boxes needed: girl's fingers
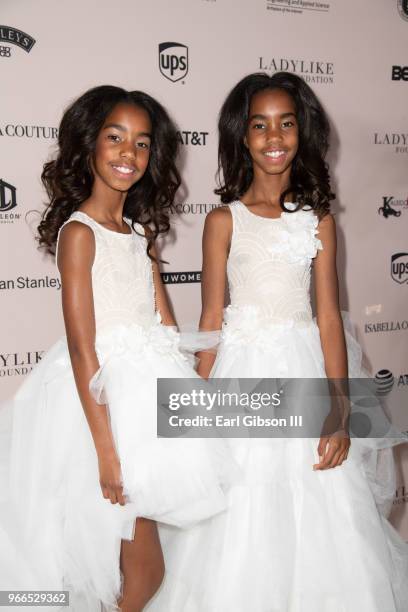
[317,436,329,457]
[315,435,332,466]
[314,438,350,469]
[340,448,349,464]
[314,439,340,469]
[113,482,125,506]
[326,449,343,469]
[314,446,336,469]
[117,488,126,506]
[104,483,125,505]
[109,488,118,504]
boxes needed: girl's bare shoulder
[57,221,95,269]
[205,205,232,230]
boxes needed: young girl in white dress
[0,86,235,612]
[148,72,408,611]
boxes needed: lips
[263,149,287,163]
[111,164,137,177]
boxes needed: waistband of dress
[223,304,313,329]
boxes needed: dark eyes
[106,134,150,148]
[251,120,295,130]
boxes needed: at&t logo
[159,42,189,82]
[177,131,208,145]
[374,370,395,395]
[374,369,408,394]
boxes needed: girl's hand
[313,432,350,470]
[98,448,127,505]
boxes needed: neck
[246,166,291,207]
[83,181,128,224]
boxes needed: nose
[265,123,283,143]
[120,140,137,160]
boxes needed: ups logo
[159,42,189,82]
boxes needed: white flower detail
[267,210,322,265]
[90,320,185,403]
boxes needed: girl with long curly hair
[0,86,235,612]
[149,73,408,611]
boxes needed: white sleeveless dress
[0,211,236,611]
[148,202,408,612]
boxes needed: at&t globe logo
[159,42,189,82]
[374,370,395,396]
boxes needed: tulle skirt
[0,322,237,611]
[148,309,408,612]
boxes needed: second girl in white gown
[149,72,408,612]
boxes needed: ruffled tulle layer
[147,311,408,612]
[149,437,408,611]
[0,322,237,611]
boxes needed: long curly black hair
[38,85,181,257]
[215,72,334,217]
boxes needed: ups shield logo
[159,42,189,82]
[391,252,408,284]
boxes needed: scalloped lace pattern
[57,212,156,333]
[226,201,323,326]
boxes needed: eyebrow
[103,123,151,137]
[249,112,296,121]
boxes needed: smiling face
[92,102,152,194]
[245,88,299,179]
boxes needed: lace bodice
[226,201,323,326]
[57,211,156,332]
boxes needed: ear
[243,134,248,148]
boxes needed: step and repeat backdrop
[1,0,407,535]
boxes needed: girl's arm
[314,214,348,378]
[58,222,125,505]
[313,213,350,470]
[197,207,231,379]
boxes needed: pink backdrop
[1,0,407,537]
